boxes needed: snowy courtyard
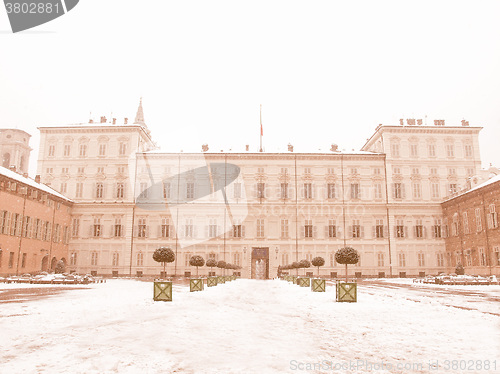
[0,278,499,374]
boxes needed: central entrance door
[251,247,269,279]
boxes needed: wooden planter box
[190,279,204,292]
[218,276,226,284]
[207,277,218,287]
[311,278,326,292]
[291,276,297,284]
[153,281,172,302]
[336,282,357,302]
[298,277,310,287]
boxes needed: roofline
[361,125,483,151]
[0,128,32,137]
[441,178,500,204]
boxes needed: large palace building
[33,102,491,279]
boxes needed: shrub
[335,247,360,281]
[189,255,205,276]
[311,256,325,276]
[455,263,465,275]
[54,260,66,274]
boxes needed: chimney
[100,116,107,123]
[9,165,16,173]
[245,145,249,152]
[461,120,469,126]
[35,175,41,183]
[434,119,445,126]
[417,119,423,125]
[124,118,128,124]
[23,173,28,178]
[112,118,116,125]
[330,144,338,152]
[89,119,94,124]
[399,119,404,126]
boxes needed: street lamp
[275,247,279,259]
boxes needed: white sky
[1,0,500,176]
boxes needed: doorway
[251,247,269,279]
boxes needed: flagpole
[259,104,263,152]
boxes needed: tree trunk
[317,266,320,277]
[196,266,199,277]
[345,263,348,282]
[163,262,166,278]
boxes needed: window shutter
[205,225,209,238]
[146,226,149,238]
[313,225,317,238]
[401,184,406,199]
[423,226,427,238]
[169,225,174,238]
[109,225,114,237]
[300,225,305,238]
[337,225,342,236]
[324,225,329,238]
[393,226,397,238]
[120,225,125,237]
[404,226,408,238]
[241,225,245,238]
[277,185,281,199]
[229,226,233,238]
[372,226,376,238]
[217,225,222,237]
[413,226,417,238]
[89,225,93,237]
[348,225,352,238]
[392,184,396,199]
[194,225,198,238]
[360,226,364,238]
[384,225,388,238]
[312,185,316,199]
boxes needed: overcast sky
[1,1,500,176]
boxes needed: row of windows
[393,166,475,177]
[2,251,36,269]
[390,142,474,159]
[47,142,128,158]
[0,210,69,243]
[449,205,498,236]
[73,218,444,240]
[46,166,127,177]
[456,247,500,267]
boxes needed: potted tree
[311,256,326,292]
[217,260,226,284]
[298,259,311,287]
[334,247,359,302]
[189,255,205,292]
[206,258,218,286]
[152,247,175,301]
[455,263,465,275]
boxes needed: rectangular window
[209,218,218,238]
[391,143,400,158]
[452,214,459,236]
[395,219,405,238]
[21,253,26,268]
[70,252,77,266]
[116,183,124,199]
[78,167,85,174]
[138,218,147,238]
[96,183,104,199]
[48,145,55,157]
[8,252,14,268]
[428,144,436,157]
[119,142,127,155]
[412,167,419,175]
[256,219,265,238]
[91,252,98,266]
[410,144,418,157]
[281,253,289,266]
[140,182,148,198]
[377,253,384,267]
[281,219,288,238]
[412,183,421,199]
[112,253,119,267]
[233,253,241,267]
[304,167,311,175]
[433,219,442,238]
[430,167,437,175]
[494,247,500,266]
[449,183,457,194]
[466,168,475,176]
[137,253,144,266]
[257,183,265,198]
[446,144,455,158]
[327,183,335,199]
[233,182,241,199]
[350,168,358,175]
[72,218,79,237]
[479,248,486,266]
[350,183,360,199]
[393,183,404,199]
[375,219,384,238]
[431,183,440,199]
[162,182,170,199]
[398,253,406,267]
[161,218,169,238]
[488,204,498,229]
[99,144,106,156]
[63,144,71,157]
[281,183,288,199]
[186,182,194,199]
[22,216,30,238]
[304,219,313,238]
[415,219,424,238]
[233,224,242,238]
[327,167,335,175]
[436,253,444,267]
[448,168,456,176]
[75,182,83,198]
[93,219,102,237]
[374,183,382,199]
[462,212,469,234]
[373,168,380,175]
[79,144,87,157]
[352,219,361,238]
[418,253,425,267]
[464,144,473,158]
[475,208,482,232]
[328,219,336,238]
[33,218,40,239]
[0,210,8,234]
[114,218,122,237]
[304,183,312,199]
[185,219,193,237]
[60,183,67,194]
[393,166,401,175]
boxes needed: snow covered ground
[0,279,499,374]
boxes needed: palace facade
[34,103,487,278]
